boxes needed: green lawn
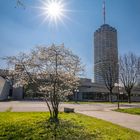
[114,108,140,115]
[0,112,140,140]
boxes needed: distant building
[0,69,23,100]
[94,24,118,84]
[74,78,140,102]
[93,0,118,84]
[0,76,11,100]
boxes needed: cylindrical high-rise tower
[94,24,118,84]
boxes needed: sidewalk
[77,110,140,132]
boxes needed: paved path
[0,101,139,112]
[77,110,140,132]
[0,101,120,112]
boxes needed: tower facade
[94,24,118,84]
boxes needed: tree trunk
[128,91,131,104]
[44,98,53,119]
[108,90,112,102]
[52,107,59,123]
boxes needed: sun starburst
[38,0,69,26]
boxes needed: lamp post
[114,83,120,109]
[120,91,123,102]
[114,83,124,109]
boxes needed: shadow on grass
[42,119,98,140]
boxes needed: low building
[0,69,23,100]
[0,76,11,100]
[73,78,140,102]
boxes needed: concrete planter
[64,107,74,113]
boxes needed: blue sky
[0,0,140,80]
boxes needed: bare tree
[100,63,118,102]
[100,48,118,102]
[4,44,84,122]
[15,0,25,9]
[119,53,140,103]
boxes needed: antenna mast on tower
[103,0,106,24]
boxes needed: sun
[38,0,68,26]
[47,1,63,18]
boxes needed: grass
[114,108,140,115]
[0,112,140,140]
